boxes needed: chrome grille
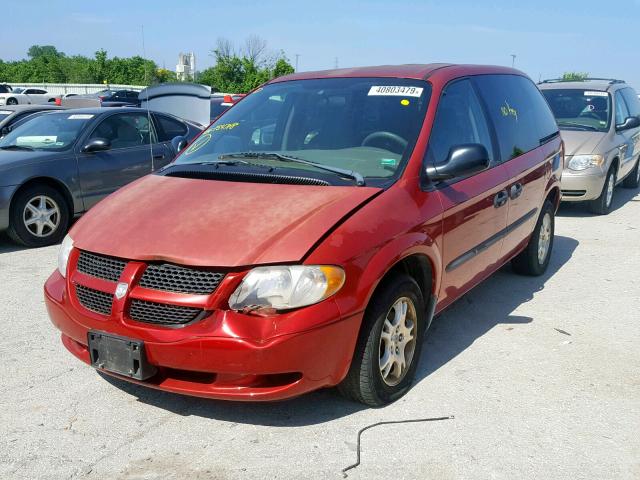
[128,299,203,325]
[138,263,224,295]
[77,250,127,282]
[75,285,113,315]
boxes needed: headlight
[229,265,345,311]
[57,234,74,278]
[567,154,605,171]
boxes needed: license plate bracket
[88,331,157,380]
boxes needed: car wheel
[7,185,70,247]
[512,200,555,277]
[338,274,425,406]
[6,98,18,105]
[589,167,616,215]
[622,158,640,189]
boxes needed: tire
[512,200,555,276]
[7,184,70,247]
[338,274,426,407]
[6,97,18,105]
[589,166,616,215]
[622,158,640,189]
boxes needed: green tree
[199,37,294,93]
[27,45,63,59]
[562,72,589,81]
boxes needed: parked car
[0,84,12,94]
[539,78,640,214]
[0,105,66,136]
[75,89,141,107]
[0,87,59,106]
[0,107,202,247]
[45,64,562,406]
[210,94,244,120]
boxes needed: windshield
[12,88,25,94]
[0,112,93,151]
[0,110,12,122]
[176,77,431,185]
[541,88,611,132]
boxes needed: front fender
[305,182,443,319]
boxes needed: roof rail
[539,77,625,85]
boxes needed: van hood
[71,175,381,267]
[560,130,607,157]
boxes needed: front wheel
[7,185,70,247]
[589,167,616,215]
[338,274,425,406]
[6,97,18,105]
[512,200,555,276]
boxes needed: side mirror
[616,116,640,131]
[82,138,111,153]
[0,126,10,136]
[426,144,490,181]
[170,135,188,155]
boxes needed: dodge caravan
[45,64,562,406]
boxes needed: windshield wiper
[218,152,366,186]
[557,121,599,132]
[0,144,35,151]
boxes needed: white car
[0,88,59,106]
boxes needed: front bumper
[44,270,362,401]
[560,170,606,202]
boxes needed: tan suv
[539,78,640,214]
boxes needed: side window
[619,88,640,117]
[614,91,630,125]
[90,113,155,149]
[474,74,546,162]
[154,114,188,142]
[426,79,494,169]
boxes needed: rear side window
[619,88,640,117]
[474,75,558,162]
[614,91,630,125]
[426,79,494,168]
[154,114,188,141]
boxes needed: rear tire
[7,184,69,247]
[338,274,425,407]
[622,158,640,189]
[589,166,616,215]
[512,200,555,276]
[6,97,18,105]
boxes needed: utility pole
[334,57,339,69]
[510,54,516,68]
[295,54,300,72]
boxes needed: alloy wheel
[605,173,615,207]
[537,212,552,264]
[378,296,417,386]
[22,195,61,238]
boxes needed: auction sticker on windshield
[68,114,94,120]
[368,86,423,97]
[584,91,608,97]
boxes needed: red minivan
[45,64,562,406]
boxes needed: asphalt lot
[1,187,639,480]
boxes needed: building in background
[176,52,196,81]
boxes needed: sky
[2,0,640,90]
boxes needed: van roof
[270,64,525,83]
[538,78,626,91]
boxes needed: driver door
[428,79,510,309]
[76,112,162,209]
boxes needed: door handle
[494,190,508,208]
[153,154,165,160]
[509,182,523,199]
